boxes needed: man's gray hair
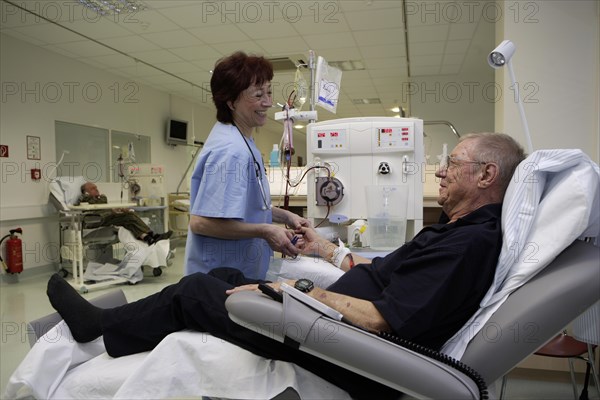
[459,132,527,194]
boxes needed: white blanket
[83,228,170,284]
[5,322,350,400]
[442,149,600,359]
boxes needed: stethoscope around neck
[233,123,272,211]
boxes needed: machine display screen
[377,126,413,148]
[315,129,348,149]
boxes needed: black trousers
[100,268,400,399]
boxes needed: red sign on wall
[0,145,8,158]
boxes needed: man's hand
[225,280,390,334]
[225,284,259,295]
[294,227,371,269]
[294,226,334,258]
[225,280,290,296]
[262,225,300,258]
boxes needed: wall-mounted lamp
[488,40,533,153]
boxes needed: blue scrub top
[184,122,273,279]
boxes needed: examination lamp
[488,40,533,153]
[488,40,516,68]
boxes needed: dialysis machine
[307,117,424,247]
[126,164,169,234]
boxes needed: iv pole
[175,143,203,194]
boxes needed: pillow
[442,149,600,360]
[52,176,87,207]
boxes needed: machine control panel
[376,125,414,150]
[313,129,349,151]
[128,164,164,176]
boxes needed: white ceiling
[0,0,495,131]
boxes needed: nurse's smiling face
[229,82,272,137]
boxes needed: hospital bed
[5,149,599,399]
[49,176,171,292]
[167,192,190,237]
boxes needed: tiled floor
[1,243,598,399]
[1,244,186,398]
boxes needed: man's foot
[46,274,103,342]
[152,230,173,243]
[142,234,155,245]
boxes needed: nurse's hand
[287,212,310,230]
[263,225,300,257]
[272,207,311,230]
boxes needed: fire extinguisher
[0,228,23,274]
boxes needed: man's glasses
[441,155,487,170]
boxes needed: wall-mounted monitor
[166,118,188,146]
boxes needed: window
[55,121,151,182]
[55,121,109,181]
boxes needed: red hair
[210,52,274,123]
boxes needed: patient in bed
[46,133,525,399]
[77,181,172,245]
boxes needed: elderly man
[77,181,172,245]
[48,133,525,398]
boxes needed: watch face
[294,278,314,293]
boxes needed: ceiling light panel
[351,98,381,105]
[77,0,147,16]
[328,60,365,71]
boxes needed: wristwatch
[294,278,314,293]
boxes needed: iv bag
[294,67,308,111]
[314,56,342,114]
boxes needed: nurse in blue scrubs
[184,52,309,280]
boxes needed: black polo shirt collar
[435,203,502,230]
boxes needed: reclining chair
[49,176,170,292]
[7,149,598,399]
[226,149,600,399]
[227,241,598,399]
[49,177,123,280]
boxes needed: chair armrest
[226,291,483,399]
[81,213,103,228]
[57,208,103,229]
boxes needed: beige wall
[0,33,216,270]
[494,0,600,374]
[495,0,599,161]
[0,33,295,271]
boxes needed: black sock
[142,234,154,245]
[153,230,173,242]
[46,274,103,342]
